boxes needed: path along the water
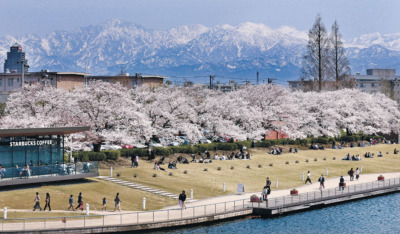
[1,172,399,232]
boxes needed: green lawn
[100,144,400,199]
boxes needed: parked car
[199,138,211,144]
[101,142,122,150]
[150,141,163,148]
[132,143,147,148]
[168,142,181,146]
[121,144,133,149]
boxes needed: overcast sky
[1,0,399,39]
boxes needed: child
[102,197,107,211]
[67,195,75,211]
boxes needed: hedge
[341,136,355,142]
[170,145,197,154]
[103,150,120,160]
[152,147,173,156]
[120,148,149,157]
[235,141,252,149]
[77,151,106,162]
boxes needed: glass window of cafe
[0,135,64,168]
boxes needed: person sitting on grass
[377,151,383,157]
[394,148,399,154]
[294,148,298,153]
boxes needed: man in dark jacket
[75,192,83,210]
[178,190,186,209]
[318,174,325,189]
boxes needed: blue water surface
[156,193,400,234]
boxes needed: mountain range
[1,19,400,84]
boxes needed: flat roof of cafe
[0,126,90,137]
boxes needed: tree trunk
[93,143,102,152]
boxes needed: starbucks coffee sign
[10,140,54,147]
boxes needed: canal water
[156,193,400,234]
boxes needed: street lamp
[17,59,29,87]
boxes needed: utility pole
[257,71,259,85]
[209,75,215,90]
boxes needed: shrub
[116,173,120,177]
[323,157,326,161]
[88,152,106,161]
[333,157,336,160]
[258,164,262,168]
[120,148,148,157]
[285,161,289,164]
[269,163,273,167]
[77,151,89,162]
[133,174,137,178]
[300,139,308,146]
[103,150,120,160]
[314,158,318,162]
[183,170,188,174]
[288,139,296,145]
[215,143,238,151]
[255,141,271,148]
[295,160,299,163]
[170,145,197,154]
[231,166,234,170]
[316,137,328,144]
[217,167,222,171]
[305,159,309,163]
[153,147,173,156]
[152,173,157,177]
[203,168,208,172]
[169,172,173,176]
[341,136,355,142]
[235,141,252,149]
[246,165,251,169]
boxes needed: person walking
[43,193,51,211]
[355,168,360,180]
[135,155,139,167]
[178,190,186,209]
[131,153,135,168]
[68,195,75,211]
[102,197,107,211]
[305,171,312,184]
[114,193,121,212]
[318,174,325,190]
[348,168,354,181]
[75,192,83,211]
[266,177,271,190]
[339,176,345,191]
[261,186,269,201]
[33,192,42,211]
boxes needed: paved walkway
[165,172,400,209]
[1,172,399,232]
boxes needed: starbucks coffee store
[0,127,99,186]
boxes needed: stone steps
[97,176,181,200]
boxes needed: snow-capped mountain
[0,19,399,84]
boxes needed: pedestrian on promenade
[102,197,107,211]
[348,168,354,181]
[305,171,312,184]
[68,195,75,211]
[339,176,345,191]
[266,177,271,191]
[318,174,325,189]
[114,193,121,211]
[179,190,186,209]
[75,192,83,211]
[261,186,269,201]
[43,193,51,211]
[33,192,42,211]
[355,168,360,180]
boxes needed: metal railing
[0,162,98,181]
[1,177,399,232]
